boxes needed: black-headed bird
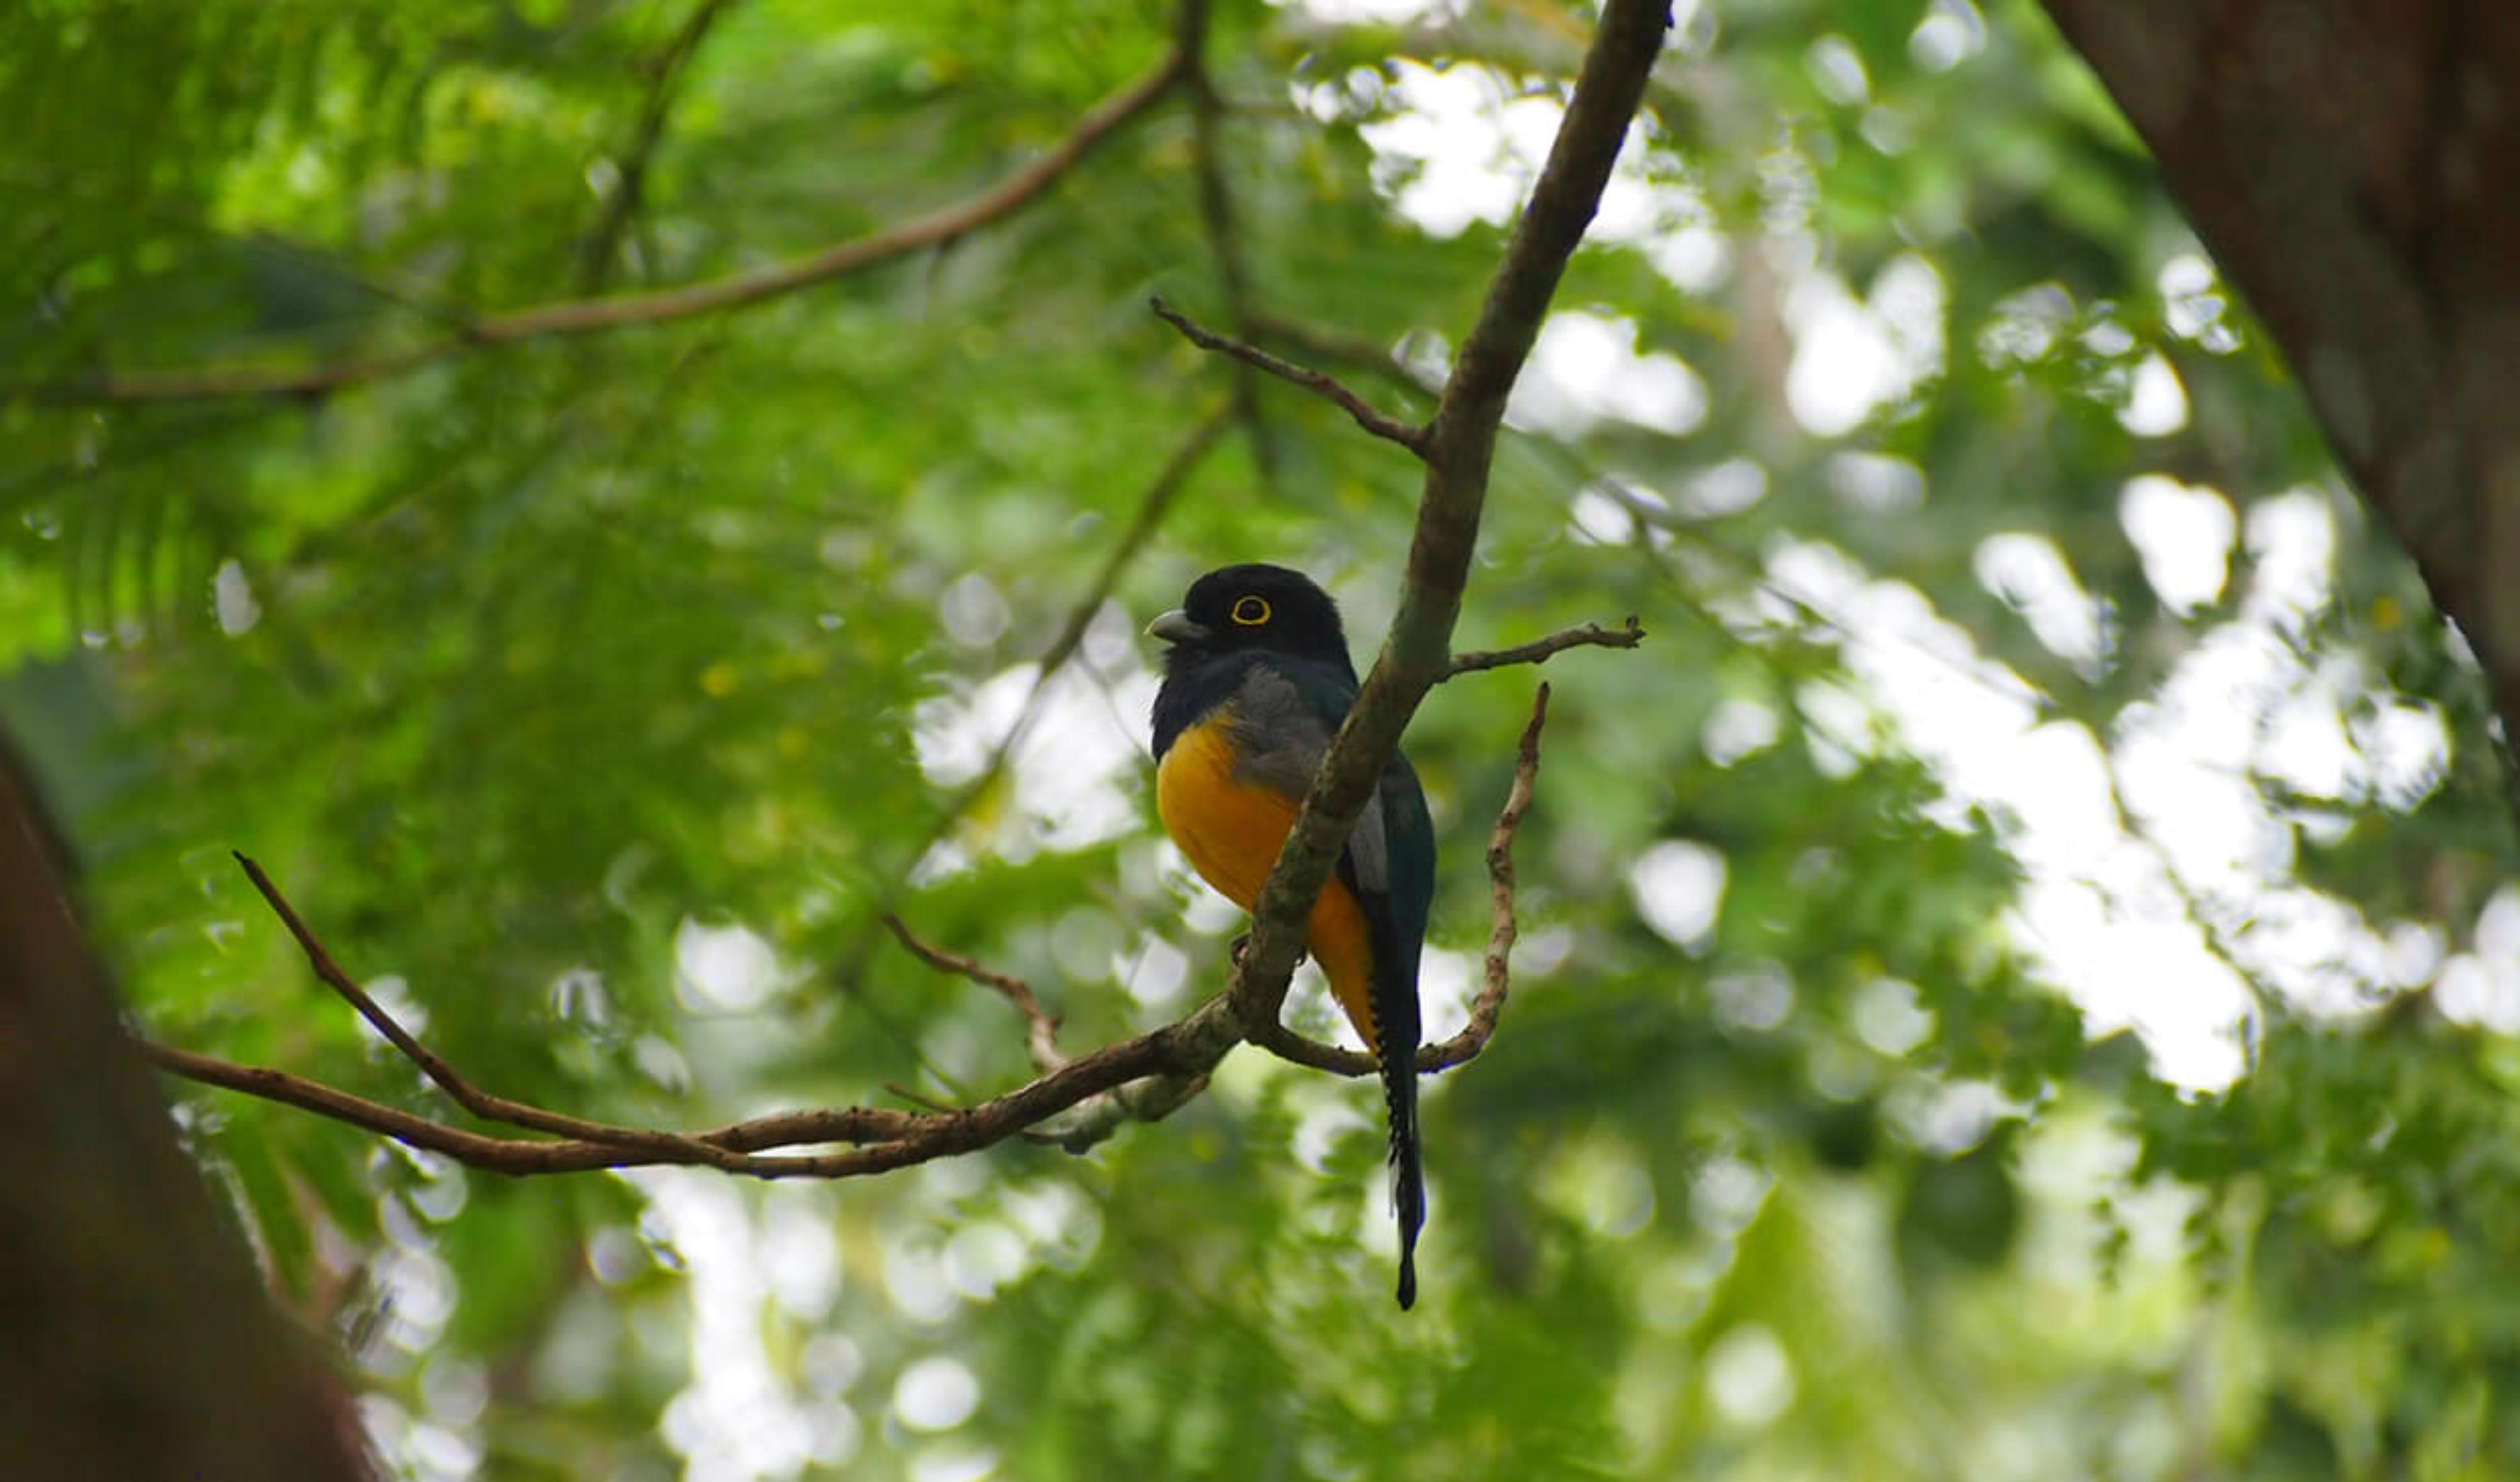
[1147,564,1436,1308]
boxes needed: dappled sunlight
[2117,476,2235,614]
[1703,1323,1796,1428]
[1701,695,1782,766]
[1509,311,1709,438]
[1973,532,2109,677]
[1910,0,1990,72]
[574,1164,1104,1481]
[2117,352,2189,436]
[1629,839,1727,954]
[908,636,1154,870]
[1696,493,2460,1089]
[1707,961,1794,1034]
[2434,887,2520,1032]
[637,1170,839,1481]
[893,1357,981,1432]
[673,917,784,1012]
[1782,256,1946,437]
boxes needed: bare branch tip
[1147,297,1427,455]
[1445,614,1647,679]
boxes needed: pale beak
[1146,609,1208,645]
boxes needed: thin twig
[1470,682,1550,1054]
[1249,683,1552,1077]
[28,47,1189,404]
[887,1079,1062,1144]
[883,912,1065,1072]
[1447,616,1645,677]
[1046,1064,1214,1153]
[1248,315,1438,392]
[137,1038,925,1175]
[232,852,776,1166]
[578,0,740,293]
[883,1081,958,1114]
[1150,297,1430,455]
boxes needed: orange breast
[1157,714,1383,1051]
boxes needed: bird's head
[1147,563,1352,674]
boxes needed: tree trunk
[2039,2,2520,729]
[0,745,370,1480]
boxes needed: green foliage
[4,0,2514,1478]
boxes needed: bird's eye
[1230,595,1271,626]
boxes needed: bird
[1147,564,1436,1308]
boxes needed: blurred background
[4,0,2515,1477]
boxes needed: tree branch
[229,851,842,1169]
[1150,298,1429,454]
[1174,0,1286,494]
[28,46,1189,405]
[1225,0,1668,1037]
[883,912,1065,1073]
[1448,616,1645,678]
[140,903,1240,1180]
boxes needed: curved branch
[232,852,737,1162]
[30,47,1189,405]
[1252,683,1551,1078]
[137,681,1574,1179]
[885,912,1065,1073]
[141,972,1238,1179]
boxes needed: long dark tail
[1371,959,1425,1309]
[1358,853,1429,1308]
[1387,1050,1425,1308]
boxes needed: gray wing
[1226,666,1391,891]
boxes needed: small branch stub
[1448,616,1645,678]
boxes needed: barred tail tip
[1390,1126,1425,1311]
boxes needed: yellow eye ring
[1230,595,1271,626]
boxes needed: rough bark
[0,745,371,1481]
[2039,2,2520,731]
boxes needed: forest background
[4,1,2515,1478]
